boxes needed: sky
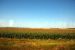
[0,0,75,28]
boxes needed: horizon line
[0,27,75,29]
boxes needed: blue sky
[0,0,75,28]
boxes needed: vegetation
[0,38,75,50]
[0,28,75,50]
[0,31,75,39]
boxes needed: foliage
[0,31,75,39]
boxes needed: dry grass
[0,38,75,50]
[0,27,75,50]
[0,27,75,34]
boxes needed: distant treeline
[0,32,75,39]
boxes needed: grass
[0,38,75,50]
[0,27,75,50]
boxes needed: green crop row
[0,32,75,39]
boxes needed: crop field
[0,27,75,50]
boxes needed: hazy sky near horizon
[0,0,75,28]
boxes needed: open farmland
[0,27,75,50]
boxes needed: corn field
[0,31,75,39]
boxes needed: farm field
[0,27,75,33]
[0,38,75,50]
[0,27,75,50]
[1,0,75,50]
